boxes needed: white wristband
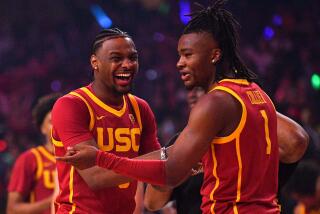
[160,147,167,160]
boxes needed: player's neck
[92,82,124,108]
[44,141,53,154]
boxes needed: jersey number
[260,110,271,155]
[43,170,55,189]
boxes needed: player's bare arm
[164,90,240,186]
[7,192,52,214]
[57,140,175,189]
[144,185,173,211]
[66,140,132,189]
[63,140,162,189]
[277,112,309,163]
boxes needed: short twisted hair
[92,28,131,54]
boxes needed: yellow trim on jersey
[31,148,43,180]
[209,143,219,213]
[209,85,246,206]
[37,146,56,163]
[69,91,95,131]
[68,166,76,213]
[128,94,142,131]
[51,128,64,148]
[295,203,306,214]
[69,204,76,214]
[219,79,250,85]
[30,191,35,203]
[210,86,247,144]
[233,203,239,214]
[80,87,127,117]
[210,200,216,214]
[235,137,243,202]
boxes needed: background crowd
[0,0,319,213]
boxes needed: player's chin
[116,86,132,95]
[184,82,195,90]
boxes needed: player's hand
[56,144,98,170]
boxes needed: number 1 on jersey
[260,110,271,155]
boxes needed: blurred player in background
[7,93,60,214]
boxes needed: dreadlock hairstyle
[32,93,61,130]
[183,0,258,82]
[92,28,131,54]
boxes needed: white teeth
[115,73,131,78]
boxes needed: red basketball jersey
[52,84,160,214]
[201,79,280,214]
[8,146,56,214]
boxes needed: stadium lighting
[311,73,320,90]
[90,4,112,28]
[179,0,191,25]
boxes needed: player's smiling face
[93,37,138,95]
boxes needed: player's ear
[211,48,222,64]
[90,55,99,71]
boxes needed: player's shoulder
[190,90,237,122]
[15,148,37,163]
[54,90,86,107]
[128,94,150,109]
[201,89,232,107]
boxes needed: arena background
[0,0,319,213]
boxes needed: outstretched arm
[63,141,171,189]
[277,112,309,163]
[57,91,229,187]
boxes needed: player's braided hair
[92,28,131,54]
[183,0,257,81]
[32,93,61,130]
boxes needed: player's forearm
[96,151,167,186]
[78,166,132,189]
[144,184,172,211]
[94,144,191,187]
[7,197,52,214]
[80,146,173,189]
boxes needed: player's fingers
[67,146,77,152]
[65,150,77,156]
[55,155,75,163]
